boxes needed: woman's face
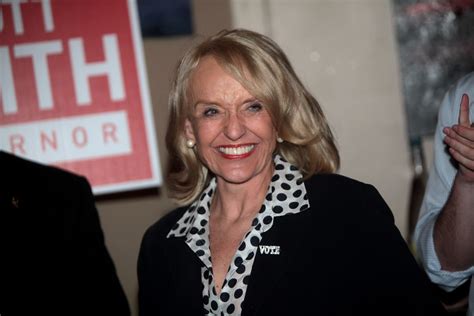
[185,56,277,185]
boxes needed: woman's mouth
[217,144,255,159]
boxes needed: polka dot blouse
[167,155,310,315]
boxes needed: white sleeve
[414,72,474,291]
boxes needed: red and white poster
[0,0,162,194]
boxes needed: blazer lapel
[242,211,312,315]
[168,238,206,312]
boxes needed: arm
[357,184,446,315]
[137,222,174,316]
[434,94,474,271]
[73,177,130,315]
[137,227,160,316]
[414,74,474,291]
[137,211,205,316]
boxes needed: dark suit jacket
[138,174,446,315]
[0,151,130,316]
[138,175,444,316]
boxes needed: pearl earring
[277,136,283,143]
[186,139,195,148]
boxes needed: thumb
[458,94,471,127]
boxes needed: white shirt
[414,72,474,316]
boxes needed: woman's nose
[224,113,246,140]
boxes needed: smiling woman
[137,29,447,316]
[184,55,277,188]
[166,29,339,205]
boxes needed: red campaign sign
[0,0,162,194]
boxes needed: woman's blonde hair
[166,29,339,205]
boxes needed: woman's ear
[184,119,196,141]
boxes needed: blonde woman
[138,29,445,316]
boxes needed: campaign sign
[0,0,162,194]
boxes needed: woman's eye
[203,108,219,117]
[247,102,263,112]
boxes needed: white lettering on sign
[40,0,54,32]
[0,111,132,163]
[1,33,125,115]
[0,0,162,194]
[0,0,28,34]
[0,46,17,114]
[69,34,125,106]
[0,0,54,34]
[1,2,126,115]
[14,40,63,110]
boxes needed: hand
[443,94,474,182]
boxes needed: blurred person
[0,150,130,316]
[138,29,445,315]
[415,72,474,315]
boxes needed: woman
[138,29,445,315]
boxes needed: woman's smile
[217,144,256,159]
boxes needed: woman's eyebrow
[242,98,258,104]
[193,100,220,107]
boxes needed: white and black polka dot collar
[167,154,310,315]
[167,155,309,239]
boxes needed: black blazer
[138,174,445,315]
[0,151,130,316]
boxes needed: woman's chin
[215,165,273,186]
[217,173,254,185]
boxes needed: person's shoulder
[139,206,189,259]
[456,71,474,90]
[304,172,373,196]
[448,71,474,105]
[0,151,88,191]
[303,173,391,221]
[437,72,474,123]
[143,206,188,241]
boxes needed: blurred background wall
[96,0,414,314]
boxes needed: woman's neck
[211,163,274,223]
